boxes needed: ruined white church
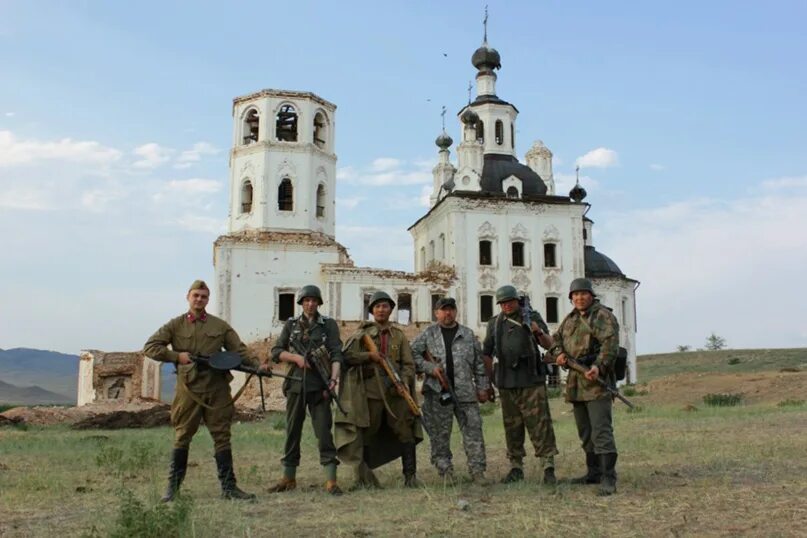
[212,33,639,382]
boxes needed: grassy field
[637,348,807,382]
[2,397,807,537]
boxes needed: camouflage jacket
[550,301,620,402]
[482,309,549,389]
[143,312,256,393]
[411,323,489,403]
[271,312,344,394]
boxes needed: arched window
[278,178,293,211]
[276,104,298,142]
[420,246,426,270]
[241,180,253,213]
[316,184,326,218]
[313,111,328,149]
[506,186,519,198]
[479,240,492,266]
[243,109,259,145]
[476,120,485,142]
[429,240,435,262]
[495,120,504,145]
[439,233,446,259]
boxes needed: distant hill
[0,378,72,405]
[0,348,79,402]
[637,348,807,383]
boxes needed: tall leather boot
[598,453,618,496]
[214,449,256,501]
[160,448,189,503]
[401,443,421,488]
[570,452,602,485]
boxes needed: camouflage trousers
[500,385,558,470]
[421,390,486,475]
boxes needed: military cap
[568,277,596,298]
[368,290,396,312]
[435,297,457,309]
[188,280,209,292]
[296,284,323,305]
[495,285,519,304]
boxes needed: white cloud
[575,147,619,169]
[370,157,402,172]
[81,187,127,212]
[0,130,122,167]
[649,163,665,171]
[335,224,414,270]
[172,215,225,233]
[336,196,364,209]
[419,185,432,207]
[4,112,14,118]
[132,142,173,169]
[175,142,219,169]
[337,157,434,187]
[759,175,807,191]
[0,187,52,210]
[553,171,599,196]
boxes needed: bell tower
[228,89,337,237]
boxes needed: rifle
[519,295,550,376]
[564,355,635,409]
[481,354,496,402]
[289,338,347,415]
[361,334,422,417]
[422,350,468,428]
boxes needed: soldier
[411,297,491,484]
[268,285,344,495]
[482,285,559,485]
[335,291,423,488]
[144,280,262,501]
[552,278,620,496]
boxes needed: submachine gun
[564,353,635,409]
[288,337,347,415]
[519,295,551,377]
[422,349,467,428]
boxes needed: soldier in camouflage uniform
[482,285,559,485]
[552,277,620,495]
[335,291,423,489]
[411,297,491,484]
[144,280,262,501]
[269,285,344,495]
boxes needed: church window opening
[316,184,326,218]
[276,104,298,142]
[476,120,484,142]
[363,292,374,321]
[439,233,446,259]
[480,295,494,322]
[510,123,515,149]
[278,178,294,211]
[313,112,327,149]
[583,228,587,241]
[621,296,629,326]
[397,293,412,325]
[278,293,295,320]
[506,186,519,198]
[243,109,259,145]
[420,246,426,270]
[546,297,559,323]
[479,240,492,266]
[429,240,435,262]
[512,241,525,267]
[544,243,557,268]
[240,180,253,213]
[431,294,444,321]
[495,120,504,145]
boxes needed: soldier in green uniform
[144,280,262,501]
[482,285,559,485]
[267,285,344,495]
[552,278,620,496]
[335,291,423,489]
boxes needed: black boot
[570,452,602,485]
[543,467,557,485]
[401,443,421,488]
[598,453,618,496]
[501,467,524,484]
[161,448,189,503]
[214,449,256,501]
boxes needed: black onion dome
[472,45,501,72]
[480,154,547,196]
[460,107,479,125]
[435,131,453,149]
[570,182,587,202]
[584,246,625,278]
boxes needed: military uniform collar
[298,312,325,325]
[186,311,208,323]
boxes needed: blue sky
[1,1,806,355]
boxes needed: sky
[1,0,806,355]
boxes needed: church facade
[213,35,640,383]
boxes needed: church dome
[472,45,501,72]
[584,246,625,278]
[460,107,479,125]
[480,154,548,196]
[435,131,453,149]
[570,182,587,202]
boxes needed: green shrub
[95,488,193,538]
[777,399,805,408]
[95,441,159,476]
[727,357,741,365]
[546,387,562,399]
[478,402,498,416]
[626,405,644,414]
[703,393,743,407]
[270,416,286,431]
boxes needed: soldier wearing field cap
[144,280,261,501]
[268,284,344,496]
[411,297,491,484]
[482,284,559,485]
[552,277,621,496]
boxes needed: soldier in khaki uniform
[144,280,262,501]
[482,285,559,485]
[268,284,344,495]
[335,291,423,489]
[552,278,621,496]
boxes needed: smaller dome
[460,108,479,125]
[435,131,453,149]
[570,182,587,202]
[472,45,501,72]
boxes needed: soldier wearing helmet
[552,277,621,496]
[482,284,559,485]
[269,284,345,495]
